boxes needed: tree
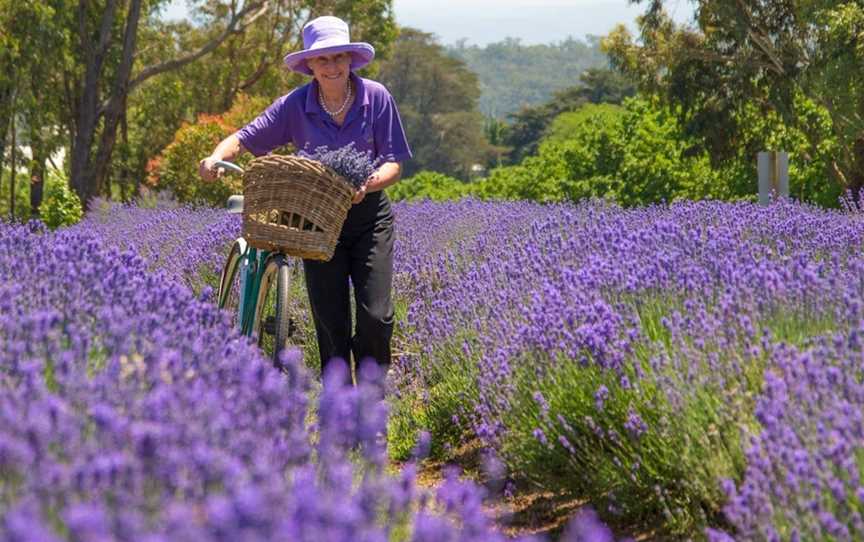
[377,28,497,179]
[146,93,277,205]
[575,67,636,105]
[7,0,397,210]
[63,0,275,208]
[603,0,864,199]
[503,68,634,163]
[0,2,70,218]
[447,35,609,118]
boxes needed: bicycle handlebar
[213,160,244,175]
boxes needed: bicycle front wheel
[253,254,296,365]
[217,239,245,329]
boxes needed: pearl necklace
[318,80,352,117]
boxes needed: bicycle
[213,160,304,366]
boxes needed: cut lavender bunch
[298,142,379,189]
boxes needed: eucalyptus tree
[0,2,69,216]
[62,0,281,208]
[604,0,864,198]
[5,0,396,208]
[377,28,497,179]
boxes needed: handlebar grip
[213,160,244,175]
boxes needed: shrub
[38,171,83,228]
[147,94,280,206]
[387,171,470,202]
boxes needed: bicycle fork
[238,247,271,337]
[238,255,252,333]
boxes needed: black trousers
[302,192,394,380]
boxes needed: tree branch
[831,160,850,189]
[127,1,271,93]
[734,0,786,75]
[95,0,120,60]
[238,4,300,92]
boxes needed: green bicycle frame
[236,245,272,337]
[212,159,272,338]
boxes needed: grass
[387,331,480,461]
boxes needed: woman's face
[307,52,352,89]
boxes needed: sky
[393,0,694,45]
[162,0,696,46]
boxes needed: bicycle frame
[235,244,273,336]
[214,159,303,364]
[213,159,275,337]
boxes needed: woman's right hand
[198,156,222,182]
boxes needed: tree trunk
[69,0,120,208]
[9,108,16,219]
[0,85,11,186]
[29,130,46,216]
[91,0,142,201]
[119,107,133,201]
[67,0,267,209]
[850,136,864,203]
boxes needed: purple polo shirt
[236,73,412,164]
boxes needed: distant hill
[445,37,609,120]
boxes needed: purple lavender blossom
[623,408,648,439]
[298,142,379,189]
[560,508,616,542]
[8,195,864,539]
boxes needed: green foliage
[476,97,720,205]
[475,94,837,206]
[474,154,567,202]
[0,2,69,214]
[39,171,83,229]
[148,94,276,205]
[377,29,498,179]
[0,169,32,220]
[719,91,841,207]
[502,68,636,164]
[388,333,480,462]
[387,171,469,202]
[398,93,838,207]
[604,0,864,199]
[544,103,626,144]
[446,37,609,118]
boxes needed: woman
[200,15,411,383]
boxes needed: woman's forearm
[199,134,246,182]
[209,134,244,162]
[365,162,402,193]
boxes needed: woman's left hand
[352,183,368,204]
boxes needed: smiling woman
[199,16,412,385]
[307,53,355,120]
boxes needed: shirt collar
[305,72,370,115]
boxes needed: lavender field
[3,197,864,541]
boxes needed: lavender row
[389,199,864,535]
[0,219,574,541]
[20,196,863,538]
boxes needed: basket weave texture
[242,154,354,261]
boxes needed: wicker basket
[242,154,354,261]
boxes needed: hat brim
[283,43,375,75]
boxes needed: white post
[758,151,789,205]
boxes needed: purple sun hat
[283,16,375,75]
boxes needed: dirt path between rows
[397,439,660,541]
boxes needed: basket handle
[213,160,244,175]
